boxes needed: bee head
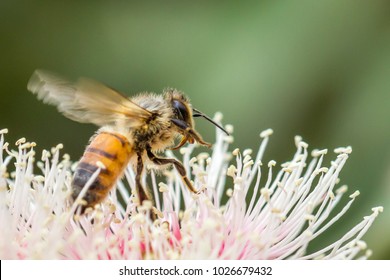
[164,89,229,150]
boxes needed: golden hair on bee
[27,69,229,216]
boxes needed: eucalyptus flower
[0,120,382,259]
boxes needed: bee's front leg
[146,146,199,194]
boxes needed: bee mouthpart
[170,136,189,150]
[189,128,212,148]
[199,140,212,148]
[171,134,211,150]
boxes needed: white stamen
[15,137,26,146]
[311,149,328,157]
[225,124,234,134]
[243,149,252,156]
[213,112,223,123]
[268,160,276,167]
[334,146,352,154]
[0,128,381,260]
[349,191,360,199]
[260,128,273,138]
[96,161,106,169]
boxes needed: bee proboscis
[27,70,228,216]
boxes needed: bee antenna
[193,108,230,136]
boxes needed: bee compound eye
[172,99,189,122]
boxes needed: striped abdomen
[72,131,133,212]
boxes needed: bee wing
[27,70,152,127]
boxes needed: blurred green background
[1,0,389,259]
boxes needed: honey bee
[27,70,228,215]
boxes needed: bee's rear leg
[146,146,199,194]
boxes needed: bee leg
[135,152,157,220]
[135,153,152,205]
[146,147,199,194]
